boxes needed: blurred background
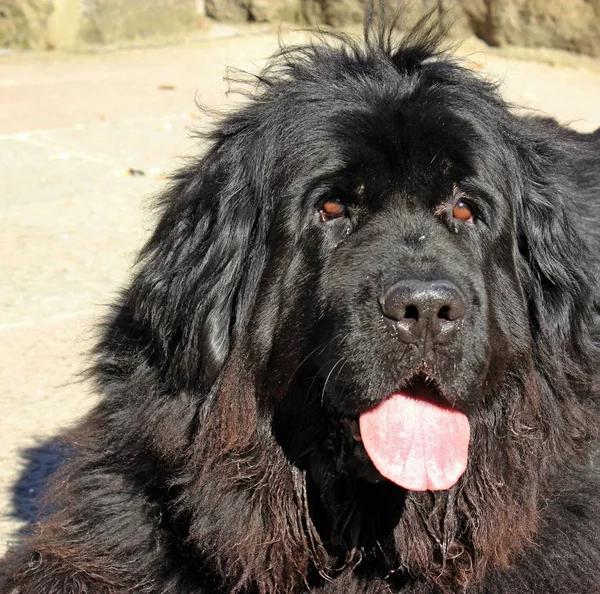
[1,0,599,555]
[2,0,600,55]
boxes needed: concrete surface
[1,28,600,554]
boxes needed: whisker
[290,331,351,380]
[321,357,348,407]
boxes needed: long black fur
[2,8,600,594]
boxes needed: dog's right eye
[320,198,348,222]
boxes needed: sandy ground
[1,25,599,555]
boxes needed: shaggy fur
[2,9,600,594]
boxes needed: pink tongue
[359,390,470,491]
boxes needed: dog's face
[242,51,533,493]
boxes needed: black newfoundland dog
[3,8,600,594]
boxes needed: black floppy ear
[515,121,596,358]
[118,128,268,390]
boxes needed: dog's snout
[380,280,466,345]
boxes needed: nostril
[438,305,451,320]
[405,304,419,320]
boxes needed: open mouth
[357,375,471,492]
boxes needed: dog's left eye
[320,198,348,222]
[452,199,476,223]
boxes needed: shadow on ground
[11,438,70,527]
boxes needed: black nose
[380,280,466,345]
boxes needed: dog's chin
[335,375,471,492]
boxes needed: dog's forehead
[282,105,470,203]
[273,86,478,187]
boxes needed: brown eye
[320,199,347,222]
[452,199,475,223]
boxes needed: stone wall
[1,0,199,49]
[205,0,600,57]
[1,0,599,56]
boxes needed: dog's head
[104,16,599,594]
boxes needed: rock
[46,0,82,49]
[313,0,367,26]
[205,0,250,21]
[205,0,305,23]
[78,0,198,45]
[469,0,600,57]
[1,0,200,48]
[249,0,304,23]
[0,0,53,49]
